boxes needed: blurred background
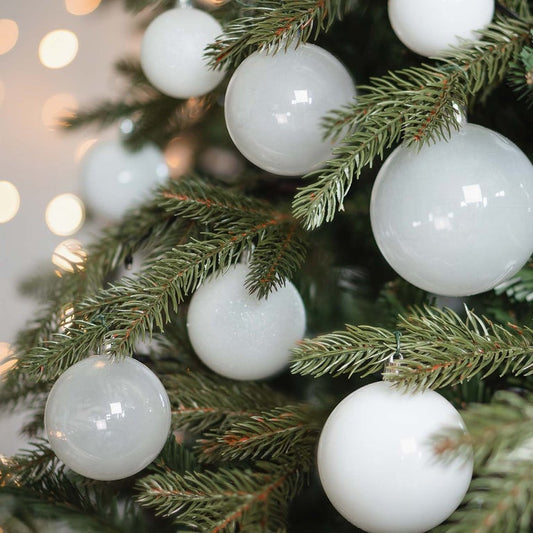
[0,0,148,456]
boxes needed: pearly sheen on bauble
[224,43,356,176]
[370,123,533,297]
[186,263,306,380]
[140,7,225,98]
[317,381,473,533]
[388,0,494,57]
[81,139,169,221]
[45,356,171,481]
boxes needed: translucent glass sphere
[140,7,226,98]
[317,381,473,533]
[81,139,169,221]
[45,356,171,480]
[187,263,306,380]
[388,0,494,57]
[370,123,533,297]
[224,43,356,176]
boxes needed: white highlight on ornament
[0,19,19,55]
[318,381,473,533]
[388,0,494,57]
[187,263,306,380]
[39,30,79,69]
[0,181,20,223]
[370,123,533,297]
[45,193,85,236]
[80,139,169,221]
[224,43,356,176]
[45,355,171,481]
[140,7,226,98]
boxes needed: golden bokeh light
[45,193,85,236]
[65,0,102,15]
[164,136,196,177]
[0,342,17,378]
[75,138,98,162]
[39,30,79,69]
[42,92,78,130]
[52,239,87,274]
[0,19,19,55]
[0,181,20,223]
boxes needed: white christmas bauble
[45,356,171,481]
[370,123,533,297]
[224,43,356,176]
[388,0,494,57]
[81,139,169,221]
[186,263,306,380]
[317,381,473,533]
[140,7,225,98]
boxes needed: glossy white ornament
[370,123,533,297]
[140,7,225,98]
[224,43,356,176]
[81,139,169,221]
[187,263,306,380]
[45,356,171,481]
[317,381,473,533]
[388,0,494,57]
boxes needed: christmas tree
[1,1,533,531]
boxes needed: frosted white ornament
[45,355,171,481]
[388,0,494,57]
[140,7,226,98]
[186,263,306,380]
[224,43,356,176]
[317,381,473,533]
[81,138,169,221]
[370,123,533,297]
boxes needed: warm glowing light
[0,181,20,223]
[39,30,79,69]
[65,0,102,15]
[52,239,87,274]
[164,136,195,176]
[0,342,16,377]
[0,19,19,55]
[45,193,85,236]
[75,138,98,162]
[42,92,78,130]
[59,305,75,331]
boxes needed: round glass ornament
[140,7,225,98]
[186,263,306,380]
[224,43,356,176]
[317,381,473,533]
[388,0,494,57]
[45,355,171,481]
[80,138,169,221]
[370,123,533,297]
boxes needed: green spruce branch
[162,367,289,434]
[433,391,533,468]
[199,404,323,463]
[290,306,533,390]
[136,461,306,532]
[292,16,532,230]
[440,458,533,533]
[1,443,150,533]
[206,0,357,71]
